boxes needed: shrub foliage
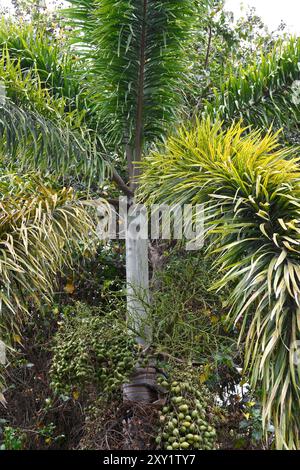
[139,119,300,449]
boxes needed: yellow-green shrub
[139,119,300,449]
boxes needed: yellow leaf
[13,334,22,344]
[199,373,207,384]
[243,412,250,420]
[246,401,256,408]
[45,438,52,445]
[199,364,211,384]
[64,282,75,294]
[73,390,80,400]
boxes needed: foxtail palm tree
[63,0,195,344]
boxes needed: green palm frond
[0,19,86,113]
[205,38,300,134]
[0,41,109,183]
[0,98,106,183]
[0,23,109,183]
[139,119,300,449]
[64,0,195,151]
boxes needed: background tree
[184,1,288,114]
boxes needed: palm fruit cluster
[50,303,137,396]
[156,371,217,450]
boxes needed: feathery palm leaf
[0,98,106,183]
[205,38,300,135]
[63,0,195,153]
[0,19,85,113]
[0,42,108,183]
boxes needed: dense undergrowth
[0,246,269,450]
[149,253,235,364]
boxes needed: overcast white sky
[225,0,300,34]
[0,0,299,35]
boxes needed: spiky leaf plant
[0,171,96,340]
[139,119,300,449]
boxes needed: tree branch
[111,168,134,198]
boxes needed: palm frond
[0,40,109,184]
[0,19,86,114]
[0,97,106,184]
[63,0,195,151]
[0,23,109,184]
[205,38,300,135]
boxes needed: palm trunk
[123,1,158,408]
[126,215,151,346]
